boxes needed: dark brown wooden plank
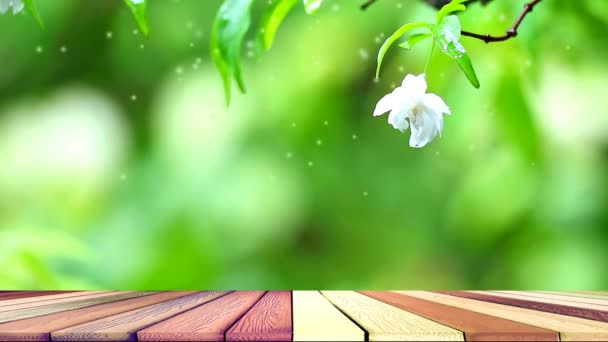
[52,291,228,341]
[0,292,197,342]
[0,292,72,301]
[361,291,558,341]
[437,291,608,324]
[226,291,292,342]
[137,291,266,342]
[0,292,151,324]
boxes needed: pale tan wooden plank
[538,292,608,301]
[0,291,117,312]
[494,291,608,307]
[293,291,365,341]
[0,291,107,308]
[397,291,608,341]
[574,292,608,297]
[0,292,153,324]
[474,291,608,311]
[321,291,463,341]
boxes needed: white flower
[0,0,24,14]
[130,0,145,4]
[374,74,451,148]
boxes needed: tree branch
[461,0,542,43]
[361,0,492,11]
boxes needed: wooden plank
[0,292,72,301]
[0,292,103,308]
[482,291,608,310]
[0,292,112,312]
[538,292,608,301]
[0,292,197,342]
[137,291,265,342]
[361,291,558,341]
[453,291,608,323]
[398,291,608,341]
[574,292,608,296]
[492,291,608,307]
[0,292,150,324]
[321,291,463,341]
[53,291,228,342]
[292,291,364,342]
[226,291,291,342]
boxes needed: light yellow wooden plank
[537,291,608,301]
[321,291,463,341]
[397,291,608,341]
[473,291,608,311]
[574,292,608,297]
[494,291,608,307]
[293,291,365,341]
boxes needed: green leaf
[376,21,429,78]
[398,33,432,50]
[303,0,322,14]
[429,16,479,88]
[211,0,255,105]
[22,0,44,28]
[257,0,297,53]
[123,0,149,37]
[435,0,467,24]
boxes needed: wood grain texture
[539,292,608,301]
[0,292,150,324]
[452,291,608,323]
[483,291,608,310]
[361,291,558,341]
[493,291,608,307]
[0,292,197,342]
[137,291,265,342]
[0,292,72,301]
[226,291,291,342]
[400,291,608,341]
[321,291,463,341]
[292,291,364,342]
[53,291,228,342]
[0,291,112,312]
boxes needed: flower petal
[12,0,23,14]
[401,74,427,98]
[388,109,409,132]
[423,93,451,115]
[409,110,439,148]
[373,91,396,117]
[0,0,10,14]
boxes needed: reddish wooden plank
[0,292,196,342]
[361,291,558,341]
[437,291,608,324]
[52,291,228,341]
[0,292,150,324]
[137,291,266,342]
[226,291,292,342]
[0,292,110,312]
[0,292,72,301]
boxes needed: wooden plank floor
[0,291,607,341]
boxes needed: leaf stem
[424,42,435,74]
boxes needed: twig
[360,0,378,10]
[461,0,542,43]
[361,0,491,11]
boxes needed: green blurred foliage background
[0,0,607,290]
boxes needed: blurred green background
[0,0,606,290]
